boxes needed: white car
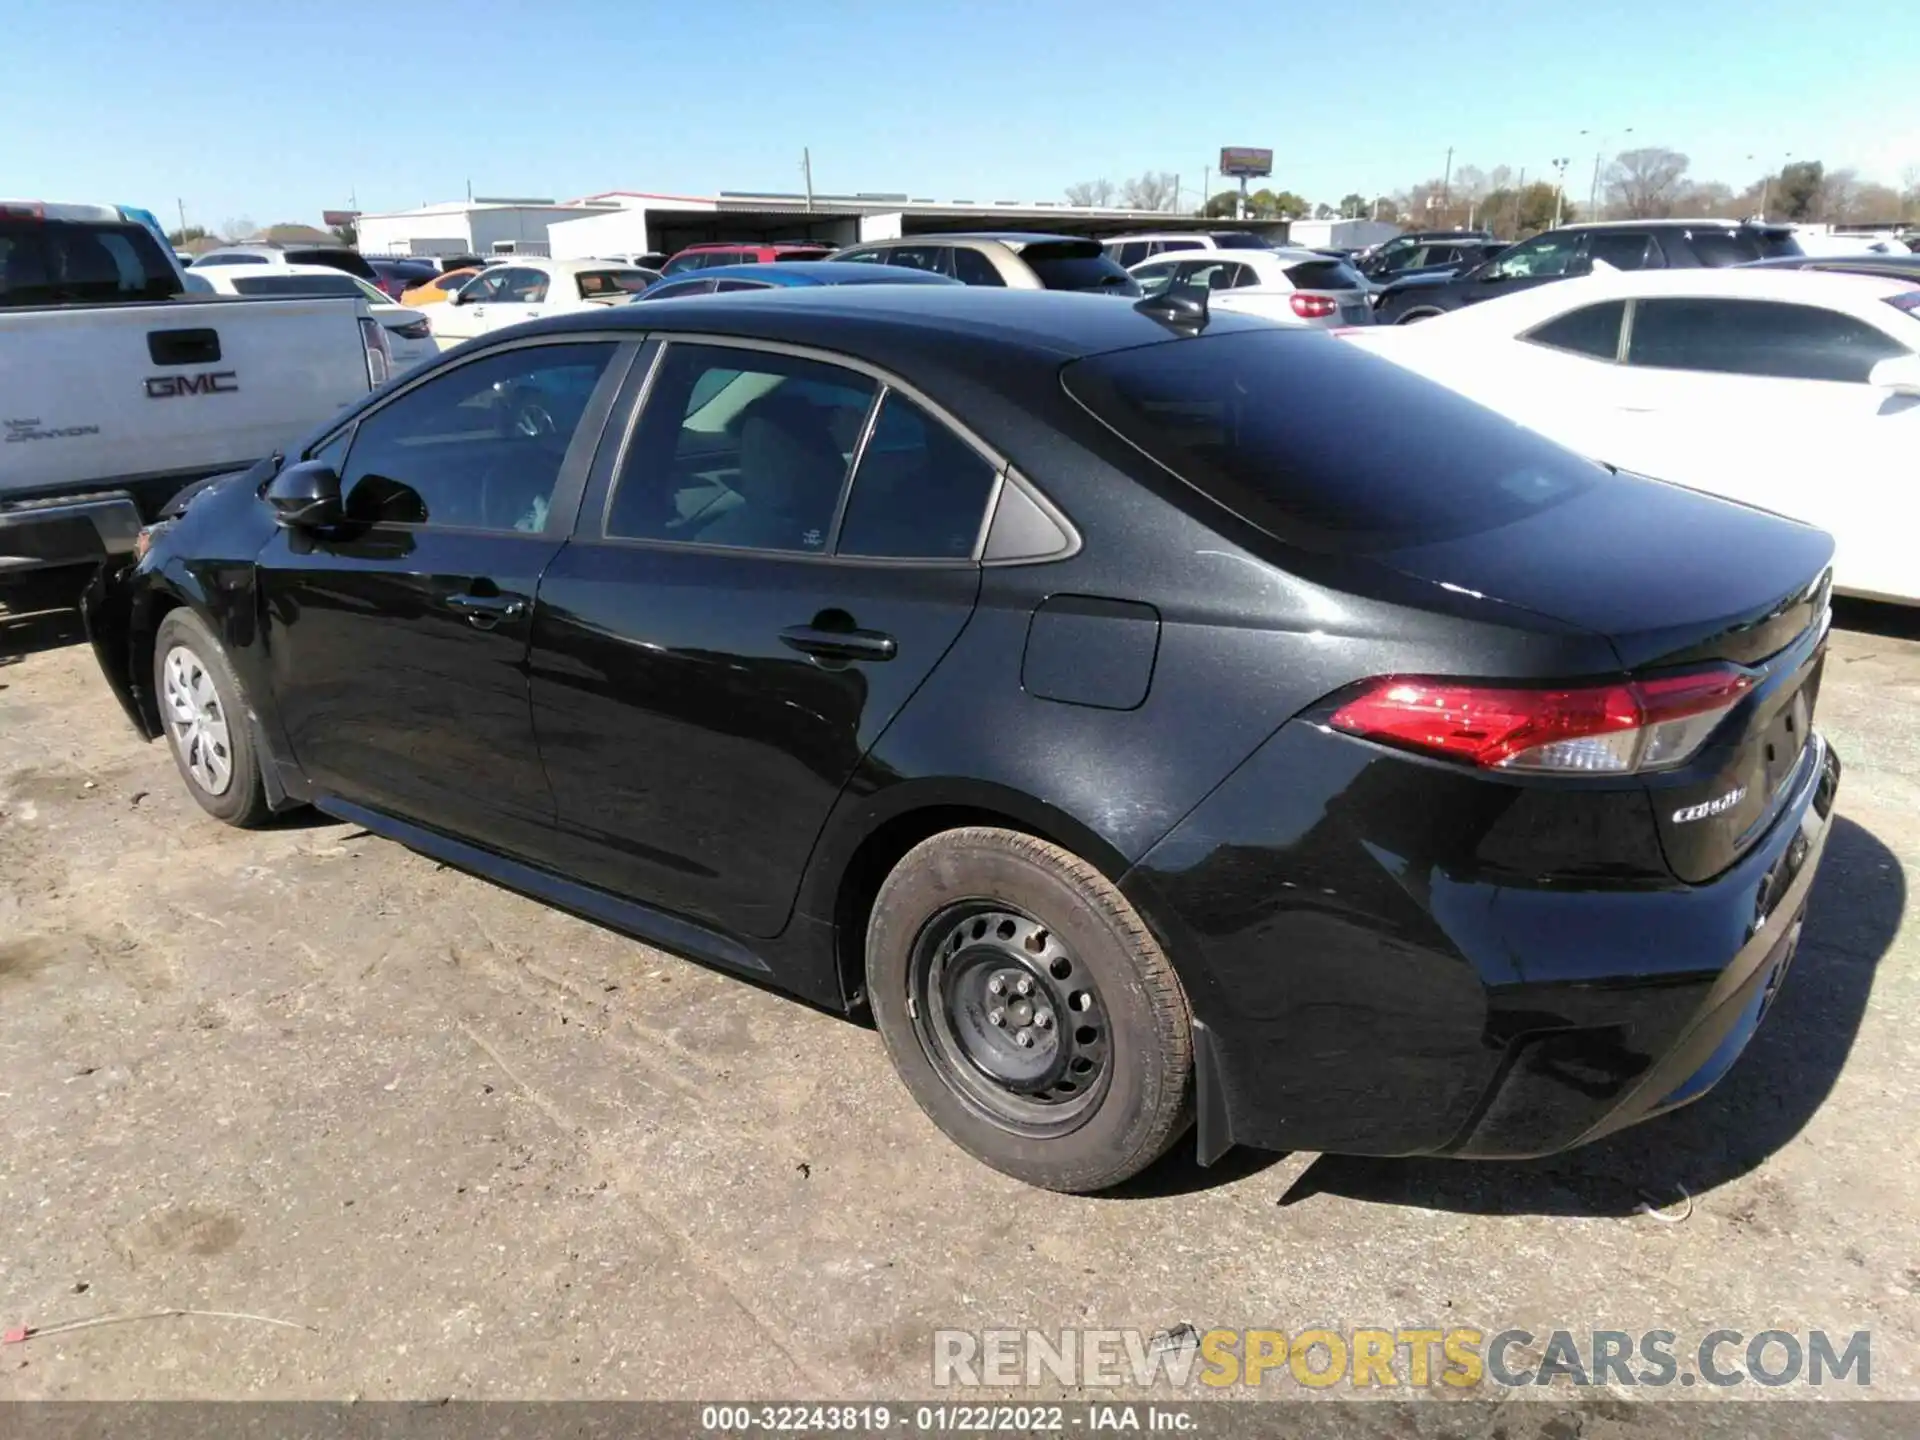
[185,263,436,374]
[1128,248,1374,327]
[1342,267,1920,604]
[428,258,654,346]
[1103,230,1276,266]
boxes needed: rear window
[1062,329,1601,554]
[284,247,378,280]
[1211,233,1268,250]
[1283,258,1365,291]
[576,269,651,297]
[231,272,363,297]
[1019,241,1141,295]
[0,218,180,305]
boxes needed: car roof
[533,284,1276,364]
[676,240,831,252]
[1103,230,1264,242]
[677,260,962,287]
[855,232,1090,251]
[1745,253,1920,274]
[1563,218,1793,232]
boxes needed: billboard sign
[1218,147,1274,179]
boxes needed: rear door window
[606,342,877,553]
[1062,328,1600,554]
[950,247,1005,286]
[1523,300,1627,359]
[714,278,774,292]
[1110,241,1148,267]
[1627,298,1910,382]
[836,392,1000,559]
[1020,241,1141,294]
[886,245,950,275]
[1132,261,1181,297]
[230,273,364,297]
[1586,231,1661,271]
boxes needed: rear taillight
[1330,668,1756,775]
[1290,293,1338,319]
[359,317,392,389]
[393,317,431,340]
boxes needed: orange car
[400,267,478,307]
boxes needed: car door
[474,265,552,330]
[526,338,1001,941]
[257,338,633,854]
[1610,295,1916,562]
[432,268,508,341]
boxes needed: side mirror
[266,460,343,529]
[1868,354,1920,396]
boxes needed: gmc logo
[145,371,239,399]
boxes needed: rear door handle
[446,591,529,629]
[780,624,897,663]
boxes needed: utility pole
[1551,157,1571,228]
[1201,165,1210,215]
[802,148,814,212]
[1512,167,1525,237]
[1442,146,1454,209]
[176,197,187,239]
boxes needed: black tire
[866,827,1193,1192]
[152,608,274,828]
[1396,308,1444,324]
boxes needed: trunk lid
[1380,471,1833,881]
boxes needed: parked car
[185,263,437,374]
[368,257,440,300]
[1,200,386,594]
[427,258,654,345]
[85,286,1840,1192]
[1743,253,1920,283]
[832,234,1140,294]
[1344,268,1920,604]
[634,259,962,300]
[1359,238,1508,296]
[190,242,380,284]
[401,266,480,307]
[1373,219,1804,324]
[1103,231,1276,266]
[659,242,834,277]
[1353,230,1495,282]
[1128,249,1372,327]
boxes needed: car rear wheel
[154,608,273,828]
[1396,308,1445,324]
[866,827,1192,1192]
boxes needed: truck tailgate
[1,297,370,495]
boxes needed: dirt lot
[1,593,1915,1408]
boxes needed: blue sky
[6,0,1912,229]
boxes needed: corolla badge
[1674,786,1748,824]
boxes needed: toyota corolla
[84,287,1840,1192]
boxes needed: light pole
[1581,126,1633,215]
[1551,157,1572,228]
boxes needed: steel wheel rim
[162,645,234,796]
[908,903,1111,1135]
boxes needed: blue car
[634,259,962,300]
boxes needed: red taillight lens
[359,317,393,389]
[1330,668,1755,775]
[1291,292,1337,318]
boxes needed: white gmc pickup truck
[1,201,391,593]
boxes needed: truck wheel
[153,609,273,827]
[866,827,1193,1193]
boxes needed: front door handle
[780,624,897,663]
[446,591,529,629]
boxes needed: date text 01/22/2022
[699,1404,1196,1432]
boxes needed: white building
[355,198,620,259]
[1280,218,1401,251]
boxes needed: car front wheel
[867,827,1193,1192]
[153,608,273,827]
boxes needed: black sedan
[84,287,1841,1192]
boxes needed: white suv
[1102,231,1278,267]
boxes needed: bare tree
[1846,182,1903,223]
[1064,179,1117,208]
[1119,171,1178,212]
[1675,180,1736,218]
[1904,165,1920,219]
[1604,147,1691,219]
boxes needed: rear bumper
[0,491,143,578]
[1122,724,1841,1163]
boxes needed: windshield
[0,217,180,305]
[1062,329,1601,554]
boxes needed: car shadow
[1272,815,1902,1216]
[0,603,87,666]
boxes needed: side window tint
[1490,234,1581,279]
[1133,262,1178,297]
[339,342,615,531]
[950,247,1005,287]
[308,428,352,471]
[714,278,774,292]
[837,393,999,560]
[1524,300,1626,360]
[607,343,876,552]
[1628,299,1909,382]
[1586,232,1653,271]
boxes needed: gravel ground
[1,591,1913,1417]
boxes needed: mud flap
[1193,1017,1235,1166]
